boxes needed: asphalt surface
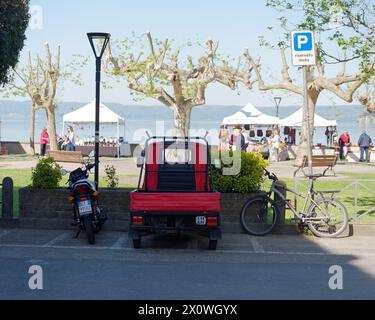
[0,228,374,300]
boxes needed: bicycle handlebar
[264,168,278,182]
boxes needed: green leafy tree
[0,0,30,85]
[244,0,375,161]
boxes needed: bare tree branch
[243,48,303,95]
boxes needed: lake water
[0,100,374,146]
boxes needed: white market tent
[62,100,126,157]
[222,102,280,126]
[241,102,262,116]
[279,107,337,127]
[222,111,249,125]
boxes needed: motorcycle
[61,152,107,244]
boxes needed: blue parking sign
[293,32,313,51]
[291,30,316,66]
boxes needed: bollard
[274,180,286,225]
[2,177,13,219]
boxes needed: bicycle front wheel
[240,196,280,236]
[307,198,349,238]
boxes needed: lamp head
[87,32,111,59]
[274,96,282,106]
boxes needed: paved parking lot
[0,228,374,299]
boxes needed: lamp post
[274,96,282,118]
[87,32,111,187]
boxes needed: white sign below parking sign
[291,30,316,66]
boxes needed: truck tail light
[207,216,218,227]
[132,215,143,225]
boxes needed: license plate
[78,200,92,215]
[195,216,207,225]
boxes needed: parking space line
[43,232,72,247]
[111,234,128,249]
[0,230,12,239]
[0,242,357,256]
[248,236,265,253]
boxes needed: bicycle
[240,168,349,237]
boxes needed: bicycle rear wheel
[307,198,349,238]
[240,196,280,236]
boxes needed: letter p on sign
[294,33,312,51]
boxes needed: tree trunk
[46,106,58,151]
[29,105,35,155]
[172,104,192,137]
[296,91,319,164]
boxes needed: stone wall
[18,188,293,234]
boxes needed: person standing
[40,128,49,156]
[325,127,330,146]
[339,131,351,160]
[66,126,76,151]
[271,129,281,162]
[218,125,228,152]
[229,125,246,151]
[358,131,372,162]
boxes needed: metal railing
[294,177,375,223]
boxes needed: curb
[1,218,374,236]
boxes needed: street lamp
[87,32,111,187]
[274,96,282,118]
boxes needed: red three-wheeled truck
[129,136,221,250]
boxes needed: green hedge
[211,151,266,193]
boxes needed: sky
[14,0,360,107]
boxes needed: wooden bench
[48,150,84,163]
[293,154,337,177]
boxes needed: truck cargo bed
[130,191,220,213]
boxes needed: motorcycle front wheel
[83,215,95,244]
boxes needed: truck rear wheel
[133,238,141,249]
[208,239,217,250]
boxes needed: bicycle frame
[268,178,329,222]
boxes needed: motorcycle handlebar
[85,162,98,171]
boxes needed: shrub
[104,164,119,189]
[31,157,62,188]
[211,151,267,193]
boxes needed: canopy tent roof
[222,111,249,125]
[279,108,337,127]
[222,103,280,126]
[62,100,125,124]
[241,102,262,116]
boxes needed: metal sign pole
[291,29,316,176]
[303,67,313,175]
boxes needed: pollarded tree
[105,32,255,136]
[244,0,375,161]
[3,43,84,153]
[4,43,61,152]
[0,0,30,85]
